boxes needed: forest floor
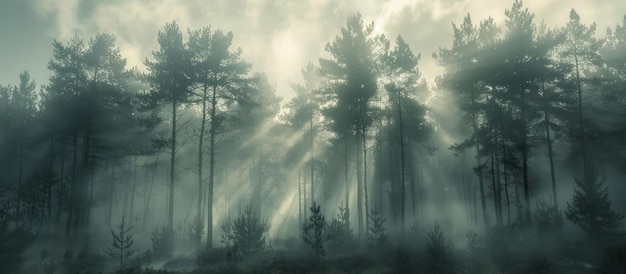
[12,230,626,274]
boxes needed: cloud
[25,0,626,102]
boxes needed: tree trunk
[344,141,349,214]
[47,138,54,225]
[207,84,217,249]
[310,103,315,206]
[574,47,587,164]
[65,134,78,236]
[86,172,95,224]
[490,142,499,226]
[361,106,369,238]
[471,89,488,229]
[378,128,384,216]
[143,157,158,228]
[56,139,66,225]
[196,86,208,244]
[355,133,364,241]
[16,139,23,226]
[520,85,531,225]
[108,164,116,226]
[298,168,302,229]
[75,131,91,230]
[303,166,307,220]
[502,145,511,227]
[169,98,177,236]
[494,132,503,225]
[544,109,558,212]
[410,149,417,219]
[397,93,406,234]
[128,156,137,223]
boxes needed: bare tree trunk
[303,166,307,221]
[108,164,116,226]
[56,139,66,225]
[16,139,23,226]
[65,134,78,236]
[410,148,417,219]
[502,145,511,226]
[298,168,302,229]
[169,99,177,236]
[206,84,217,249]
[495,132,503,226]
[196,86,208,244]
[360,103,369,238]
[310,103,315,206]
[344,141,349,214]
[378,128,384,216]
[397,93,406,234]
[86,172,95,224]
[520,86,531,225]
[490,142,499,227]
[355,134,364,241]
[47,138,54,225]
[129,156,137,223]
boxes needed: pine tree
[367,206,388,247]
[227,205,269,256]
[426,221,454,274]
[326,204,353,250]
[145,21,193,238]
[187,27,251,248]
[105,216,135,271]
[566,160,624,238]
[302,202,327,261]
[319,13,379,241]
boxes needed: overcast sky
[1,0,624,102]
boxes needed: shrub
[597,243,626,274]
[196,248,226,268]
[325,204,353,251]
[534,197,563,233]
[151,226,173,259]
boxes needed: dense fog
[0,1,625,273]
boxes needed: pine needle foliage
[566,161,624,238]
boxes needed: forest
[0,1,625,273]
